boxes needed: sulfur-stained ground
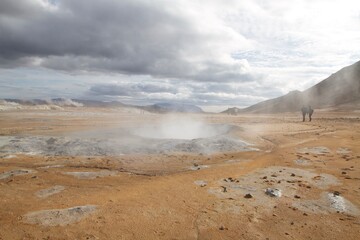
[0,108,359,240]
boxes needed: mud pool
[0,124,256,156]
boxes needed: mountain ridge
[240,60,360,113]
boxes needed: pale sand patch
[336,147,352,154]
[63,170,118,179]
[294,159,311,166]
[297,146,331,155]
[1,154,17,159]
[293,192,360,216]
[23,205,97,226]
[189,165,209,171]
[194,180,207,187]
[208,166,341,211]
[35,185,65,198]
[38,165,65,169]
[0,169,35,180]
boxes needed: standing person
[301,106,314,122]
[308,106,314,121]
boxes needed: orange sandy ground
[0,109,359,240]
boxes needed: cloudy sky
[1,0,360,111]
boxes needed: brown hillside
[242,60,360,113]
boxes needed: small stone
[342,171,347,175]
[303,213,308,216]
[291,173,296,177]
[244,193,253,199]
[333,191,341,196]
[294,195,301,199]
[221,186,227,193]
[265,188,282,197]
[219,226,228,230]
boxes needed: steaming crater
[0,122,256,156]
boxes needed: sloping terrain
[242,61,360,113]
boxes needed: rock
[244,193,253,199]
[219,226,227,230]
[265,188,282,197]
[333,191,341,196]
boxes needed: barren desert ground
[1,108,360,240]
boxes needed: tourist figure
[301,106,314,122]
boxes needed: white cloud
[0,0,359,108]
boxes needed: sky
[0,0,360,111]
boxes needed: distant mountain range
[238,60,360,113]
[2,98,203,113]
[4,98,84,107]
[221,107,242,115]
[140,102,203,113]
[3,61,359,114]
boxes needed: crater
[0,119,256,156]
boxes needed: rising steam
[133,115,229,140]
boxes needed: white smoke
[46,99,83,107]
[133,115,229,140]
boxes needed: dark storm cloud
[0,0,41,17]
[0,0,254,82]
